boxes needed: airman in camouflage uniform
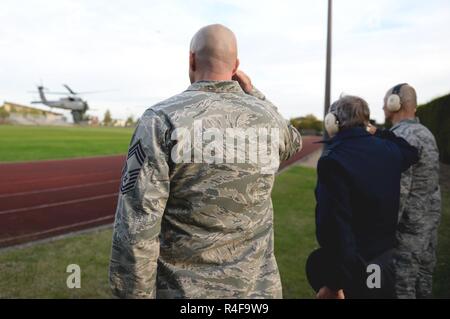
[383,84,441,298]
[109,24,302,299]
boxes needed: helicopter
[31,84,105,123]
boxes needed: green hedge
[417,94,450,164]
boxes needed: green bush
[290,114,323,136]
[417,94,450,164]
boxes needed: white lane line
[0,215,114,244]
[0,170,120,186]
[0,179,120,198]
[0,193,118,216]
[0,154,124,165]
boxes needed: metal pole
[323,0,332,140]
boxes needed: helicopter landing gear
[71,110,85,124]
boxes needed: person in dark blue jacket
[306,95,418,299]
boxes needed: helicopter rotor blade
[40,92,75,95]
[63,84,77,95]
[73,89,118,95]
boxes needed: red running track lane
[0,155,124,248]
[278,136,322,171]
[0,136,322,248]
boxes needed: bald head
[385,84,417,112]
[383,84,418,124]
[189,24,239,82]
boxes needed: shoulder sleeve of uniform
[248,87,303,162]
[414,125,439,153]
[141,108,172,151]
[280,123,303,162]
[392,124,422,149]
[247,87,267,101]
[248,86,280,113]
[109,108,171,299]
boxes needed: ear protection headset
[386,83,408,112]
[324,111,339,137]
[324,93,346,137]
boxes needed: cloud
[0,0,449,123]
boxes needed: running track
[0,136,322,248]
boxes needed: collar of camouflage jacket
[186,80,244,93]
[391,117,420,131]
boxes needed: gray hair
[329,95,370,130]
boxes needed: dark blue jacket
[315,127,418,290]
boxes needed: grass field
[0,125,133,162]
[0,165,448,299]
[435,188,450,298]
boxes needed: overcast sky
[1,0,449,123]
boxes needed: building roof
[2,101,63,116]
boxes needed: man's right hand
[367,123,377,135]
[232,70,253,93]
[317,286,345,299]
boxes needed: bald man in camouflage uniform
[109,24,302,298]
[383,84,441,298]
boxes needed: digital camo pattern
[391,118,442,298]
[109,80,302,299]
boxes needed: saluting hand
[232,70,253,94]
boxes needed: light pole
[323,0,332,140]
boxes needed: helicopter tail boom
[37,86,48,104]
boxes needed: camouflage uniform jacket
[391,118,441,247]
[391,118,441,298]
[109,80,302,298]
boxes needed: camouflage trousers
[394,222,439,299]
